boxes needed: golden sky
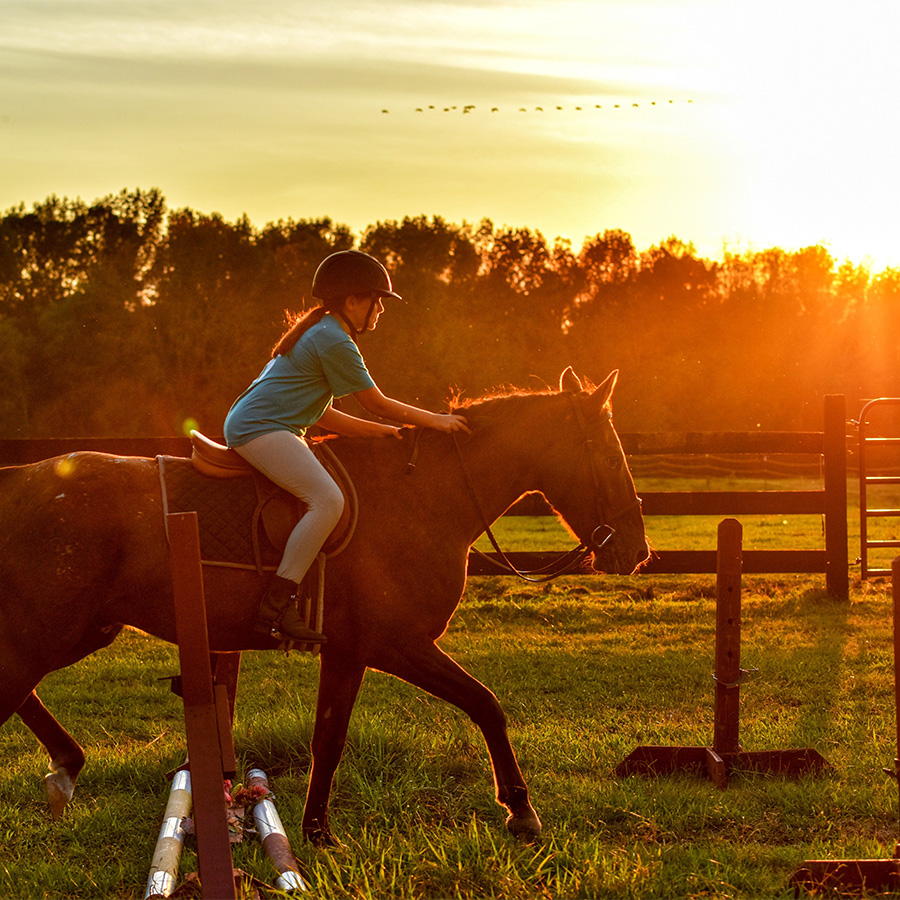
[2,0,899,269]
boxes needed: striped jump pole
[143,769,192,900]
[247,768,308,893]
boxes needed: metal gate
[858,398,900,579]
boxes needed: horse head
[544,367,649,575]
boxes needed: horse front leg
[302,652,366,848]
[380,640,542,843]
[16,691,85,819]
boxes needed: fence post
[615,517,828,786]
[714,518,743,755]
[823,394,849,600]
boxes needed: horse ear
[590,370,619,409]
[559,366,584,393]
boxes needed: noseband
[453,393,637,584]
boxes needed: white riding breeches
[233,430,345,583]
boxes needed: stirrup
[276,626,327,644]
[253,614,326,644]
[271,622,327,644]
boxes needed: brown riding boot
[254,575,327,643]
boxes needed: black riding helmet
[312,250,401,335]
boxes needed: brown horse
[0,368,648,844]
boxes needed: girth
[156,433,358,574]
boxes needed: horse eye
[606,456,622,469]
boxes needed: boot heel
[253,618,278,638]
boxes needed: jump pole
[616,518,829,786]
[143,769,192,900]
[167,511,238,900]
[788,555,900,894]
[247,768,308,893]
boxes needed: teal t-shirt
[224,314,375,446]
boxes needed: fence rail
[0,395,850,599]
[481,395,849,597]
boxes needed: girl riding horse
[224,250,470,643]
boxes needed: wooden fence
[473,394,849,600]
[0,395,849,599]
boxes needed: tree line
[1,188,897,439]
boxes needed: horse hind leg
[0,646,70,816]
[6,622,121,819]
[16,691,85,820]
[378,640,542,843]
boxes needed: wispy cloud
[3,0,705,91]
[2,0,898,266]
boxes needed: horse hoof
[506,811,543,844]
[45,768,76,820]
[304,825,342,849]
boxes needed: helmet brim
[312,250,401,303]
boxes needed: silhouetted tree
[0,189,165,435]
[0,188,894,437]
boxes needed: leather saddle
[189,431,357,558]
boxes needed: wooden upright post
[168,512,238,900]
[616,518,828,786]
[713,518,743,756]
[823,394,849,600]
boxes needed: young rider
[224,249,470,643]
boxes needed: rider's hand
[429,413,472,435]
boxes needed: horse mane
[451,373,598,412]
[329,377,596,454]
[451,385,549,411]
[449,376,600,427]
[447,389,553,431]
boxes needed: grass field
[1,477,899,898]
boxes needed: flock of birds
[380,100,694,113]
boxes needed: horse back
[0,452,170,611]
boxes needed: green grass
[2,479,900,898]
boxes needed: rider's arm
[353,387,471,434]
[317,404,400,438]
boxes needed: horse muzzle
[587,524,617,573]
[587,524,616,555]
[588,523,650,574]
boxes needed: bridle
[452,393,640,584]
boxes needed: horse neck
[451,399,557,525]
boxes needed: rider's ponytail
[271,305,329,358]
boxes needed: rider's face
[344,293,384,332]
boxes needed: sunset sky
[2,0,899,270]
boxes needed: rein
[451,394,627,584]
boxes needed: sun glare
[692,1,900,269]
[3,0,898,271]
[414,0,900,269]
